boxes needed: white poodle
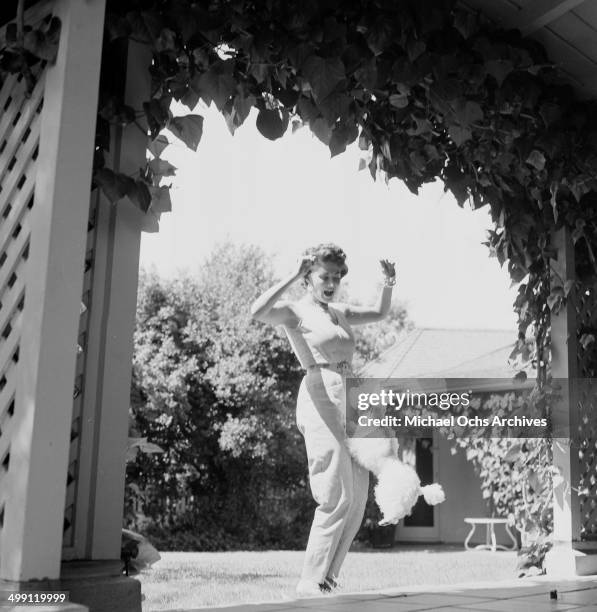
[346,428,445,525]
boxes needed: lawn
[138,544,519,611]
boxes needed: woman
[250,243,396,597]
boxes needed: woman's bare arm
[338,259,396,326]
[250,256,314,326]
[340,286,394,325]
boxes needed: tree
[128,244,310,548]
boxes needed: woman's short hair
[302,243,348,285]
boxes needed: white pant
[296,368,370,583]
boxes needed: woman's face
[306,260,344,304]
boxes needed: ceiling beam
[516,0,588,35]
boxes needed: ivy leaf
[547,293,561,311]
[126,180,152,212]
[94,168,129,203]
[126,10,162,44]
[526,150,546,171]
[143,99,172,139]
[250,62,269,84]
[503,442,523,463]
[155,28,177,52]
[329,123,359,157]
[354,58,378,90]
[169,114,204,150]
[148,135,170,158]
[311,117,332,145]
[358,132,371,151]
[448,125,472,146]
[407,39,425,62]
[454,100,484,127]
[297,97,319,123]
[149,185,172,213]
[389,93,409,109]
[23,28,59,62]
[180,87,200,111]
[407,116,432,136]
[484,59,513,86]
[224,94,255,135]
[539,102,561,127]
[287,42,316,69]
[302,55,346,102]
[126,437,164,461]
[318,92,350,123]
[193,59,236,110]
[255,108,289,140]
[148,159,177,177]
[366,18,394,56]
[513,371,527,382]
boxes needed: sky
[139,102,519,330]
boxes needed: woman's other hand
[380,259,396,282]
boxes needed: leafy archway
[4,0,596,347]
[95,0,597,355]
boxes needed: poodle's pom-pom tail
[420,483,446,506]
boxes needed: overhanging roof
[463,0,597,98]
[359,327,535,382]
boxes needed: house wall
[437,436,515,547]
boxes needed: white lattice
[0,64,44,540]
[0,0,98,564]
[62,194,98,549]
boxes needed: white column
[546,226,597,576]
[73,40,149,560]
[2,0,106,581]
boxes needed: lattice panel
[575,279,597,541]
[0,64,44,544]
[62,194,98,548]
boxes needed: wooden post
[1,0,105,582]
[71,40,149,562]
[546,226,597,576]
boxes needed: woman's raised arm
[250,256,315,326]
[338,259,396,326]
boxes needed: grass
[138,544,519,611]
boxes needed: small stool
[464,518,517,551]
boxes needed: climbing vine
[3,0,597,348]
[96,0,597,353]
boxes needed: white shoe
[295,580,327,597]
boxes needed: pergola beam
[516,0,588,35]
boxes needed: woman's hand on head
[296,254,316,280]
[380,259,396,281]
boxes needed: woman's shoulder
[275,299,302,328]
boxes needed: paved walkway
[171,576,597,612]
